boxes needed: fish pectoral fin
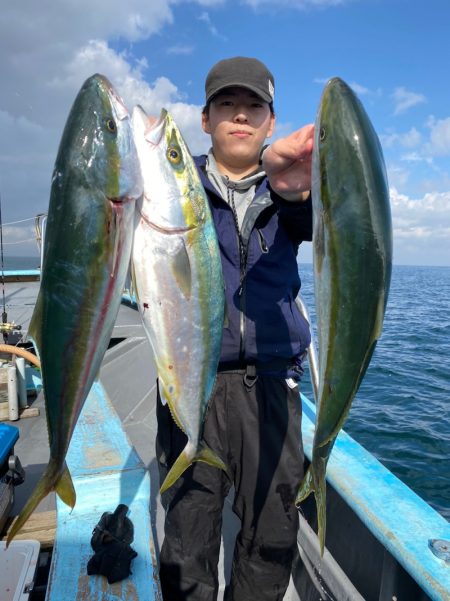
[159,441,228,494]
[6,459,76,547]
[55,462,76,509]
[170,240,192,301]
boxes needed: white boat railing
[34,213,47,274]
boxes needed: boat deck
[1,276,450,601]
[1,282,159,516]
[0,277,241,600]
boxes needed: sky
[1,0,449,266]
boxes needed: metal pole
[296,295,319,403]
[16,357,27,408]
[8,364,19,421]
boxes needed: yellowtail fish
[7,74,142,544]
[295,78,393,555]
[131,106,227,494]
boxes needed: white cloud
[50,39,188,115]
[381,127,422,149]
[1,1,173,49]
[417,172,450,196]
[245,0,347,8]
[390,188,450,265]
[348,81,370,95]
[314,77,375,97]
[1,223,39,254]
[0,109,55,227]
[198,11,227,39]
[0,0,214,255]
[381,120,450,194]
[400,152,433,165]
[392,86,426,115]
[168,103,210,153]
[0,1,174,123]
[314,77,332,88]
[425,116,450,156]
[386,165,410,190]
[391,188,450,223]
[173,0,224,4]
[167,44,195,55]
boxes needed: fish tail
[314,471,327,557]
[295,466,315,505]
[159,441,229,494]
[6,460,76,547]
[195,441,229,475]
[295,464,327,556]
[55,462,76,507]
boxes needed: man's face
[202,87,275,170]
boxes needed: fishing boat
[0,238,449,600]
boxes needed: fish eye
[167,146,182,165]
[320,127,326,142]
[105,118,117,133]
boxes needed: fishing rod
[0,192,22,343]
[0,191,8,342]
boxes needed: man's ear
[202,111,211,134]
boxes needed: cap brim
[206,83,272,104]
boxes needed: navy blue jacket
[195,154,312,376]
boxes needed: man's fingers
[270,124,314,162]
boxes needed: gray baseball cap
[205,57,275,104]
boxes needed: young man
[156,56,314,601]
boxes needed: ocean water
[3,256,450,522]
[1,255,40,270]
[298,262,450,522]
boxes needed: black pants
[156,370,304,601]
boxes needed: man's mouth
[230,130,251,138]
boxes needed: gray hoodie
[205,149,266,230]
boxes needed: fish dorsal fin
[171,240,191,301]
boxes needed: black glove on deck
[87,503,138,584]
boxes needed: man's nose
[233,110,248,122]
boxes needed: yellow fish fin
[6,460,76,547]
[159,441,229,494]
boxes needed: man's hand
[262,124,314,202]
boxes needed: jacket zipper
[226,179,248,362]
[257,229,269,253]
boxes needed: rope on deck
[0,344,40,368]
